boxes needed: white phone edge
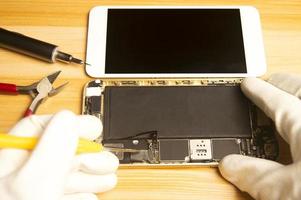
[85,6,266,78]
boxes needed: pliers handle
[0,83,18,94]
[0,83,34,116]
[0,82,38,116]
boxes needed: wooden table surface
[0,1,300,199]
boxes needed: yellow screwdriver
[0,133,139,154]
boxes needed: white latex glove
[219,73,301,200]
[0,110,119,200]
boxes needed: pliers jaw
[24,71,68,116]
[48,81,69,97]
[16,71,66,98]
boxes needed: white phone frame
[86,6,266,78]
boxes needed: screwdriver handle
[0,28,58,63]
[0,134,103,154]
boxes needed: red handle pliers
[0,71,68,117]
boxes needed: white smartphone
[86,6,266,78]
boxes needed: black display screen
[105,9,246,73]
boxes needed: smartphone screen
[105,9,246,74]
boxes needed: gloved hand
[219,73,301,200]
[0,110,119,200]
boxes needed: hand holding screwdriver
[0,110,119,200]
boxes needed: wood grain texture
[0,1,300,199]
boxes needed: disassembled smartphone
[83,6,278,166]
[83,79,278,165]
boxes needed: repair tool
[0,134,140,154]
[0,27,89,65]
[0,71,68,117]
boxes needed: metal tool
[104,147,142,153]
[0,71,68,117]
[0,28,89,65]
